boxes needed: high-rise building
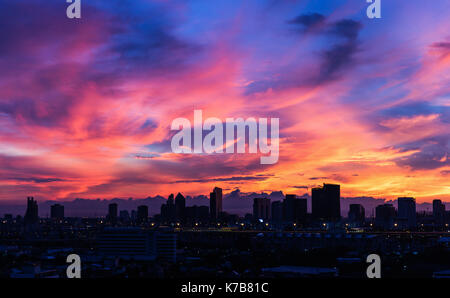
[271,201,283,223]
[283,194,296,222]
[375,204,396,230]
[137,205,149,223]
[210,187,223,221]
[175,193,186,223]
[312,184,341,221]
[161,194,176,223]
[50,204,64,220]
[253,198,271,220]
[293,198,307,223]
[24,196,39,225]
[397,197,416,230]
[348,204,365,224]
[433,199,446,226]
[282,195,307,223]
[107,203,118,223]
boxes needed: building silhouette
[155,229,177,263]
[253,198,271,221]
[50,204,64,220]
[293,198,307,223]
[97,227,156,259]
[107,203,118,224]
[119,210,130,222]
[283,194,296,222]
[433,199,445,226]
[312,184,340,221]
[185,206,209,225]
[175,193,186,223]
[137,205,149,223]
[24,196,39,225]
[348,204,365,224]
[130,210,137,221]
[397,197,416,230]
[161,194,176,223]
[375,204,396,230]
[283,195,308,223]
[210,187,222,221]
[271,201,283,223]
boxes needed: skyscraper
[161,194,176,223]
[107,203,118,224]
[24,196,39,225]
[397,197,416,230]
[137,205,149,223]
[253,197,271,220]
[283,194,296,222]
[312,184,341,221]
[210,187,222,221]
[375,204,396,230]
[348,204,365,224]
[271,201,283,223]
[433,199,445,226]
[282,195,307,223]
[175,193,186,223]
[50,204,64,220]
[293,198,307,223]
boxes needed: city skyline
[2,183,449,218]
[0,0,449,203]
[14,185,449,234]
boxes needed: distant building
[210,187,223,221]
[282,195,307,223]
[97,227,156,259]
[293,198,308,223]
[161,194,176,223]
[107,203,118,224]
[175,193,186,223]
[433,199,446,226]
[397,197,416,230]
[271,201,283,223]
[119,210,130,222]
[375,204,396,230]
[185,205,209,224]
[97,227,177,262]
[50,204,64,220]
[155,229,177,263]
[24,197,39,225]
[137,205,149,223]
[253,198,271,221]
[312,184,340,221]
[130,210,137,221]
[283,194,296,222]
[348,204,365,224]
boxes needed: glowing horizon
[0,0,449,203]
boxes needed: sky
[0,0,449,203]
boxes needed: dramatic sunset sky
[0,0,449,203]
